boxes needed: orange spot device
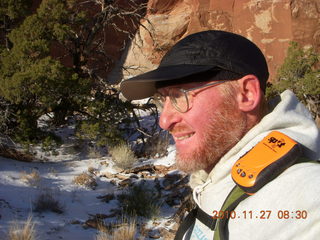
[232,131,301,194]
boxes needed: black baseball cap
[120,30,269,100]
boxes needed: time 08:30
[212,210,308,220]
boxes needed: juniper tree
[0,0,32,49]
[0,0,91,142]
[0,0,148,146]
[268,42,320,119]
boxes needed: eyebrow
[158,81,208,92]
[183,80,228,92]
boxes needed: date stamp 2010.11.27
[212,210,308,220]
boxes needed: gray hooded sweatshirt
[187,90,320,240]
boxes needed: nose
[159,98,182,130]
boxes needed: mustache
[169,125,191,135]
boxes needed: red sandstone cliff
[117,0,320,83]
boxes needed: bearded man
[120,30,320,240]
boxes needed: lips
[170,125,195,144]
[170,129,195,143]
[174,133,194,141]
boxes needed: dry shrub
[144,131,170,158]
[117,182,161,219]
[73,172,97,189]
[20,170,41,187]
[96,232,109,240]
[109,144,137,169]
[48,167,57,177]
[110,221,136,240]
[96,218,136,240]
[8,216,36,240]
[88,166,97,175]
[88,146,103,159]
[33,192,64,214]
[0,145,35,162]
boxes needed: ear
[235,75,262,113]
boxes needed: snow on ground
[0,124,186,240]
[0,154,117,239]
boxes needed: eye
[169,88,184,99]
[153,92,165,102]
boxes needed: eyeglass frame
[152,80,228,113]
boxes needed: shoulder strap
[174,208,197,240]
[174,185,249,240]
[174,206,217,240]
[213,186,249,240]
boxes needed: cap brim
[120,65,213,100]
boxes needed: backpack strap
[174,185,249,240]
[174,208,197,240]
[213,186,249,240]
[174,206,217,240]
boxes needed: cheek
[187,93,224,133]
[185,103,215,137]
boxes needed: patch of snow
[0,125,186,239]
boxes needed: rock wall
[115,0,320,83]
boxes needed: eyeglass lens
[152,88,189,113]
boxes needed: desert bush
[88,166,97,175]
[33,192,64,214]
[268,41,320,118]
[96,218,136,240]
[96,232,111,240]
[87,146,103,159]
[75,90,133,149]
[129,100,171,158]
[143,131,170,158]
[41,135,62,155]
[73,172,97,189]
[20,170,41,187]
[76,120,124,149]
[109,144,137,170]
[110,219,136,240]
[8,216,36,240]
[117,182,161,219]
[48,167,58,177]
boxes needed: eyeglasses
[152,81,227,113]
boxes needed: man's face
[158,81,248,173]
